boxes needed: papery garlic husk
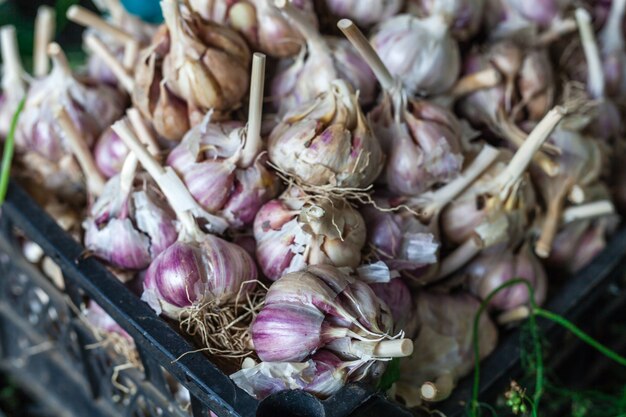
[465,243,547,311]
[133,2,251,141]
[16,57,126,162]
[441,151,537,247]
[395,292,498,406]
[94,127,130,178]
[230,350,347,400]
[254,190,366,280]
[361,198,439,276]
[369,94,463,195]
[83,174,178,271]
[252,265,411,370]
[370,14,460,96]
[271,35,376,114]
[269,80,383,188]
[370,278,419,338]
[141,235,258,319]
[167,114,281,229]
[407,0,485,41]
[322,0,403,27]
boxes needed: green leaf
[0,97,26,205]
[378,357,401,392]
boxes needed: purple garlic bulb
[269,79,383,188]
[361,198,439,278]
[548,219,610,273]
[230,350,348,400]
[370,278,419,338]
[371,14,460,96]
[94,128,130,179]
[465,243,547,311]
[251,265,413,365]
[142,235,258,319]
[407,0,485,41]
[322,0,403,27]
[166,114,280,229]
[85,301,132,343]
[369,95,464,196]
[395,292,498,406]
[483,0,570,41]
[16,47,125,162]
[270,1,376,113]
[83,173,178,270]
[253,190,366,280]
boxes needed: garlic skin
[230,350,347,400]
[371,14,460,96]
[83,175,178,271]
[369,95,464,196]
[94,128,130,179]
[254,191,366,280]
[252,265,405,373]
[16,60,125,162]
[465,243,547,311]
[271,37,376,114]
[506,0,561,29]
[323,0,403,27]
[407,0,485,41]
[395,293,498,407]
[548,219,610,273]
[141,235,258,319]
[269,80,383,188]
[166,114,280,229]
[85,301,133,342]
[370,279,419,338]
[133,2,251,141]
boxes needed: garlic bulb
[231,350,348,400]
[369,94,464,195]
[269,80,383,188]
[83,173,178,271]
[167,114,280,229]
[370,279,419,338]
[407,0,485,41]
[395,292,498,406]
[142,236,258,319]
[270,1,376,113]
[322,0,403,27]
[133,0,251,141]
[85,301,132,342]
[94,128,130,179]
[465,243,547,311]
[371,14,460,96]
[254,190,366,280]
[252,265,413,365]
[548,218,611,273]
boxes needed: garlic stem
[239,53,266,168]
[601,0,626,50]
[448,68,501,98]
[536,18,577,46]
[112,119,228,236]
[496,106,566,201]
[127,108,160,156]
[562,200,615,225]
[66,5,134,45]
[56,107,106,196]
[415,145,500,222]
[575,8,605,99]
[420,373,454,402]
[274,0,326,52]
[123,40,139,71]
[337,19,395,92]
[84,34,134,93]
[47,42,72,77]
[435,237,482,280]
[1,26,26,92]
[33,6,55,77]
[119,153,138,197]
[350,338,414,358]
[535,181,571,258]
[497,306,531,325]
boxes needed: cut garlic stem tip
[569,185,585,204]
[497,306,531,325]
[66,5,133,44]
[0,26,24,82]
[34,6,56,77]
[337,19,395,92]
[420,383,437,400]
[47,42,72,76]
[240,52,266,168]
[374,339,414,357]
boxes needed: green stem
[534,308,626,367]
[0,98,25,204]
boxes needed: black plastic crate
[1,179,626,417]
